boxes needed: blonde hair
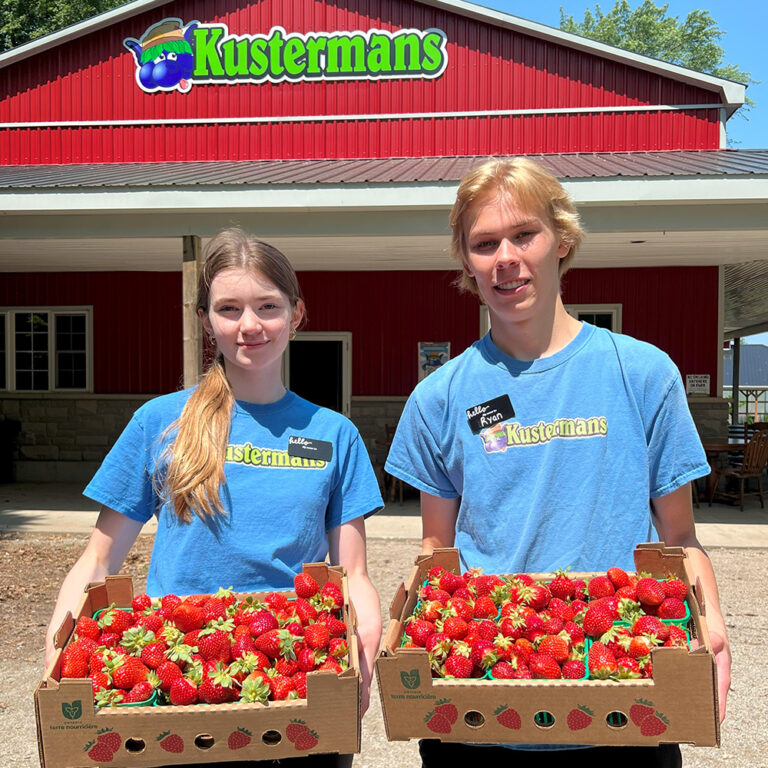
[450,157,585,295]
[159,229,304,522]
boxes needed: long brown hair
[159,229,304,522]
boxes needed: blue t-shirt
[85,389,383,596]
[386,323,709,575]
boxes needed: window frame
[0,306,94,393]
[565,303,623,333]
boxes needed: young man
[385,158,730,767]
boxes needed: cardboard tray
[375,543,720,747]
[35,564,361,767]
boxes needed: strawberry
[123,680,154,703]
[171,602,205,633]
[632,615,665,638]
[131,593,152,612]
[61,641,91,678]
[135,611,164,636]
[529,653,561,679]
[328,637,348,659]
[286,721,310,743]
[629,699,655,725]
[254,629,293,659]
[98,606,134,635]
[469,639,498,670]
[473,596,498,619]
[292,671,308,698]
[228,727,252,750]
[587,575,615,599]
[635,577,665,607]
[239,673,271,703]
[294,730,319,751]
[425,711,452,733]
[582,604,614,638]
[86,741,114,762]
[75,616,101,641]
[495,704,522,730]
[248,610,279,638]
[438,571,466,595]
[294,598,318,625]
[562,659,586,679]
[294,573,320,599]
[433,699,458,724]
[657,597,686,619]
[169,676,198,705]
[264,591,290,612]
[90,670,112,694]
[160,594,182,617]
[140,641,166,670]
[320,581,344,609]
[268,672,296,701]
[442,616,469,640]
[664,625,689,648]
[199,664,237,704]
[537,635,570,664]
[588,641,618,679]
[616,657,642,678]
[197,625,233,663]
[662,578,688,600]
[567,705,594,730]
[443,654,473,679]
[640,713,668,736]
[201,596,227,623]
[490,661,515,678]
[96,729,121,753]
[157,731,184,753]
[232,632,256,660]
[548,569,575,600]
[109,656,148,690]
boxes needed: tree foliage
[559,1,754,91]
[0,0,129,52]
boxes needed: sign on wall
[418,342,450,381]
[685,374,710,396]
[124,18,449,93]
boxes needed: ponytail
[158,357,234,522]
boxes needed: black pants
[419,739,682,768]
[172,754,353,768]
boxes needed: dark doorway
[288,339,344,413]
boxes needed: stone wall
[688,397,729,440]
[0,395,152,482]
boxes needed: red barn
[1,0,767,481]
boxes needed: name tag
[287,436,334,461]
[466,395,515,434]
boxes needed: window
[0,307,92,392]
[565,304,622,333]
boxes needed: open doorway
[282,332,352,416]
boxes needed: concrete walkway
[1,482,768,546]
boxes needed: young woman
[44,229,383,724]
[385,158,730,767]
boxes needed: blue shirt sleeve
[325,430,384,531]
[385,386,459,498]
[83,413,157,524]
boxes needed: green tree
[0,0,129,52]
[560,1,755,102]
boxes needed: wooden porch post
[732,337,740,425]
[182,235,202,388]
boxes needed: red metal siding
[1,0,721,164]
[298,270,478,395]
[0,272,182,393]
[562,266,719,395]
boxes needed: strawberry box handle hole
[124,738,146,753]
[534,711,556,729]
[463,711,485,729]
[262,730,283,746]
[606,711,628,729]
[194,734,215,750]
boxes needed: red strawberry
[320,581,344,609]
[248,610,279,638]
[86,741,114,762]
[294,598,318,625]
[548,569,575,600]
[425,711,452,733]
[607,566,631,589]
[442,616,469,640]
[490,661,515,678]
[156,661,183,692]
[268,673,296,701]
[157,731,184,753]
[123,680,154,703]
[529,653,562,679]
[495,705,522,729]
[197,627,233,662]
[640,714,668,736]
[110,656,148,690]
[201,596,227,623]
[294,573,320,599]
[636,577,665,607]
[588,575,615,599]
[472,596,498,619]
[657,597,686,620]
[538,635,570,664]
[562,659,586,679]
[61,641,91,678]
[588,641,618,679]
[171,602,205,633]
[443,654,473,679]
[169,677,198,705]
[199,664,237,704]
[583,604,614,638]
[292,671,308,698]
[433,699,458,724]
[328,637,348,659]
[567,705,594,730]
[629,699,656,725]
[98,606,133,635]
[228,727,252,750]
[96,730,121,752]
[662,578,688,600]
[140,641,166,670]
[132,593,152,612]
[664,625,689,648]
[90,670,111,694]
[632,615,665,638]
[76,616,101,641]
[294,730,319,751]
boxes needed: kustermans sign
[124,17,449,93]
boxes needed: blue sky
[478,0,768,346]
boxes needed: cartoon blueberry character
[124,18,198,93]
[480,423,508,453]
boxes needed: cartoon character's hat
[140,19,185,52]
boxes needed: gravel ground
[1,535,765,768]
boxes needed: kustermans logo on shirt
[226,442,328,469]
[480,416,608,454]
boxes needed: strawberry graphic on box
[494,704,522,730]
[567,705,594,730]
[228,727,252,750]
[157,731,184,753]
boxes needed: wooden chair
[372,424,404,505]
[384,424,404,505]
[709,430,768,510]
